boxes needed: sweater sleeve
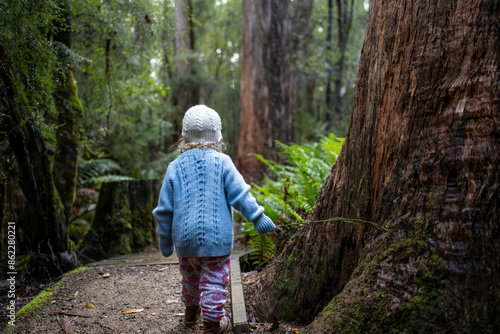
[152,166,175,257]
[223,156,276,235]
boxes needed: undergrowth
[242,134,344,267]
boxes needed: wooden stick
[53,311,90,318]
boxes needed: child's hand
[159,237,174,257]
[253,214,276,235]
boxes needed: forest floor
[1,253,304,333]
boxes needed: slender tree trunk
[325,0,334,126]
[160,0,174,152]
[237,0,294,181]
[326,0,354,129]
[0,45,70,272]
[247,1,500,332]
[292,0,315,120]
[331,0,354,122]
[53,0,83,222]
[174,0,199,141]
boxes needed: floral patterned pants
[179,255,231,322]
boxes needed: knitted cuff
[159,237,174,257]
[253,214,276,235]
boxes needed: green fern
[245,134,344,266]
[243,221,276,268]
[252,133,344,223]
[77,158,132,187]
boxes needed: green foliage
[243,221,276,268]
[77,158,131,187]
[243,134,344,266]
[70,0,244,174]
[252,134,344,224]
[0,0,60,137]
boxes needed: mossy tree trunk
[52,0,83,223]
[0,45,70,275]
[247,0,500,332]
[79,179,161,260]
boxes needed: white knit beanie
[181,105,223,142]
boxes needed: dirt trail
[4,248,304,334]
[7,265,226,333]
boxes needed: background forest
[1,0,369,270]
[2,1,499,333]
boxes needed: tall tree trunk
[292,0,316,120]
[173,0,199,141]
[53,0,83,222]
[331,0,354,122]
[247,0,500,332]
[237,0,294,181]
[0,45,70,274]
[326,0,354,129]
[325,0,334,126]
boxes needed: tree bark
[325,0,334,124]
[237,0,294,181]
[331,0,354,122]
[0,45,69,269]
[173,0,199,141]
[247,0,500,332]
[291,0,316,121]
[326,0,354,128]
[79,179,161,260]
[53,0,83,222]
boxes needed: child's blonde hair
[175,138,227,153]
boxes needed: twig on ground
[53,311,90,318]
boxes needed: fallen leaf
[102,273,111,278]
[86,303,95,308]
[165,300,177,304]
[122,308,144,314]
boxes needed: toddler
[153,105,275,334]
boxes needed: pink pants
[179,255,231,322]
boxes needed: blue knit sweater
[152,149,275,258]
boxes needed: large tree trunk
[79,179,161,261]
[237,0,294,181]
[247,0,500,332]
[0,45,70,274]
[173,0,199,141]
[53,0,83,222]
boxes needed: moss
[357,172,370,209]
[428,185,436,215]
[308,219,451,334]
[274,250,300,320]
[12,266,90,326]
